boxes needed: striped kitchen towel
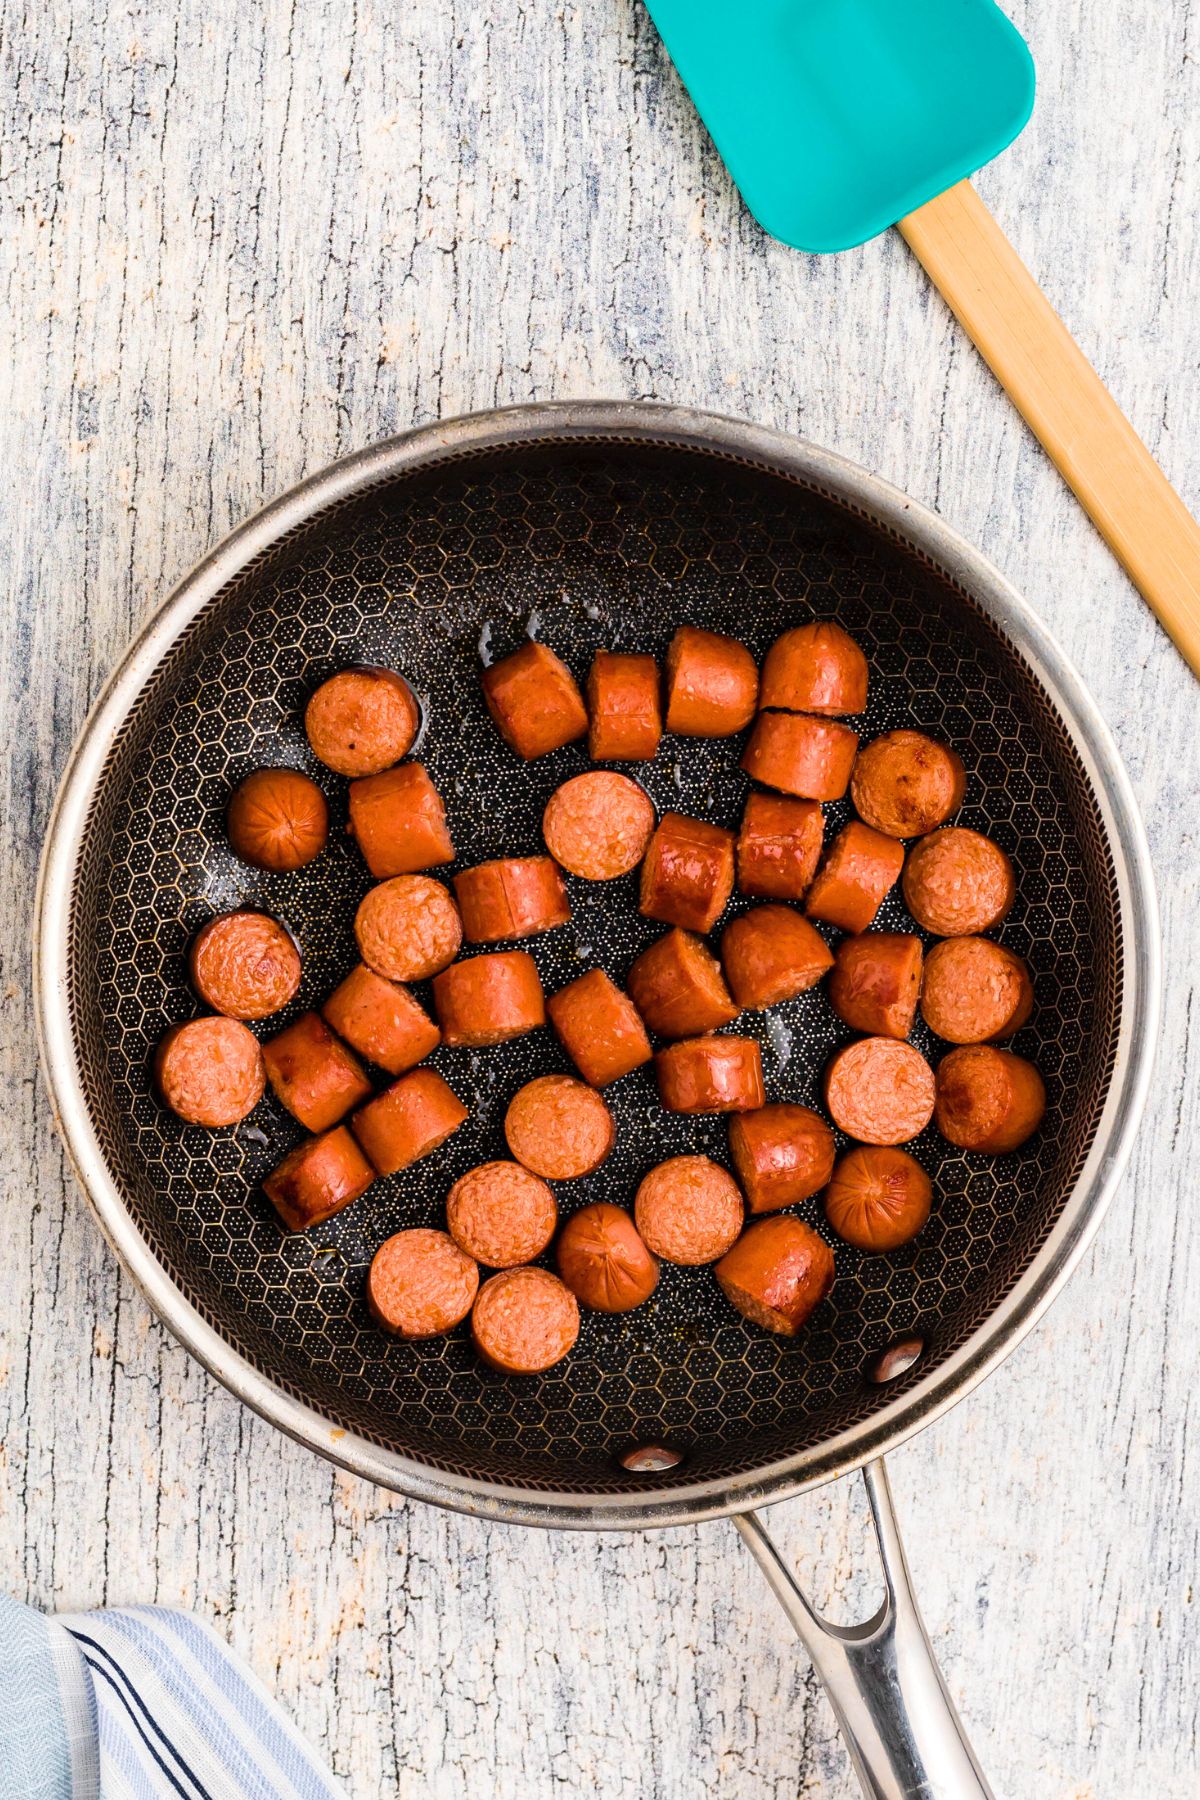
[0,1595,345,1800]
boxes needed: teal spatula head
[644,0,1035,253]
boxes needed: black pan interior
[68,440,1119,1496]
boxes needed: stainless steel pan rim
[34,398,1160,1532]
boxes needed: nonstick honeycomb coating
[69,442,1119,1496]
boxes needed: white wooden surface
[3,2,1199,1794]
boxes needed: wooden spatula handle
[899,180,1200,680]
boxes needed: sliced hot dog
[736,793,824,902]
[354,876,463,982]
[471,1267,580,1373]
[542,772,656,879]
[156,1017,266,1127]
[759,621,868,716]
[823,1037,935,1145]
[546,968,652,1087]
[741,712,858,801]
[189,911,301,1021]
[823,1147,932,1252]
[633,1155,744,1264]
[447,1160,558,1267]
[920,938,1033,1043]
[262,1011,373,1130]
[934,1047,1046,1153]
[639,811,736,933]
[720,904,833,1010]
[504,1075,615,1180]
[367,1229,479,1338]
[347,762,454,878]
[804,821,905,932]
[851,730,966,839]
[481,641,588,761]
[587,650,662,761]
[228,768,329,872]
[264,1126,374,1232]
[556,1204,659,1312]
[727,1103,836,1214]
[350,1068,469,1175]
[828,933,923,1040]
[715,1216,835,1336]
[304,667,419,777]
[432,951,547,1047]
[902,828,1016,936]
[655,1034,765,1114]
[627,927,738,1040]
[321,964,440,1075]
[453,856,571,943]
[664,625,758,736]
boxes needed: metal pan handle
[733,1457,995,1800]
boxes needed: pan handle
[733,1457,995,1800]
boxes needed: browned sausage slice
[587,651,662,761]
[264,1126,375,1231]
[639,811,736,933]
[736,793,824,901]
[633,1156,744,1264]
[556,1204,659,1312]
[805,821,905,932]
[471,1267,580,1373]
[347,762,454,878]
[228,769,329,871]
[546,969,653,1087]
[367,1229,479,1338]
[760,621,868,716]
[664,626,759,736]
[156,1017,266,1127]
[453,857,571,943]
[189,912,301,1021]
[823,1038,935,1145]
[902,828,1016,936]
[322,965,440,1075]
[263,1011,372,1131]
[304,667,419,777]
[627,928,738,1040]
[741,712,859,801]
[503,1076,615,1179]
[655,1035,766,1114]
[350,1068,469,1175]
[715,1216,835,1335]
[823,1147,932,1252]
[481,642,588,761]
[727,1104,835,1214]
[432,951,546,1047]
[851,730,966,839]
[354,876,463,982]
[720,905,833,1010]
[828,933,924,1040]
[920,938,1033,1043]
[446,1161,558,1267]
[542,772,656,879]
[934,1047,1046,1152]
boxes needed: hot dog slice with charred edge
[804,821,905,933]
[263,1012,372,1131]
[367,1229,479,1339]
[850,730,967,839]
[546,968,652,1087]
[347,762,454,878]
[189,912,302,1021]
[727,1104,836,1214]
[760,621,869,716]
[321,965,440,1076]
[542,772,656,880]
[304,667,419,777]
[664,625,758,736]
[920,938,1033,1044]
[228,768,329,872]
[432,951,546,1047]
[655,1034,765,1115]
[633,1155,744,1265]
[481,641,588,761]
[446,1161,558,1268]
[354,876,463,983]
[503,1075,615,1180]
[828,933,924,1041]
[639,811,736,933]
[720,904,833,1010]
[156,1017,266,1127]
[741,713,859,801]
[556,1204,659,1313]
[587,650,662,761]
[736,793,824,902]
[823,1037,936,1145]
[902,828,1017,936]
[264,1126,375,1232]
[824,1147,932,1252]
[350,1068,469,1176]
[471,1267,580,1373]
[715,1215,835,1336]
[453,857,571,943]
[627,928,738,1040]
[934,1047,1046,1152]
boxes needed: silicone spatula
[644,0,1200,678]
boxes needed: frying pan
[35,402,1159,1797]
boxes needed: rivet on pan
[867,1336,926,1385]
[618,1443,684,1474]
